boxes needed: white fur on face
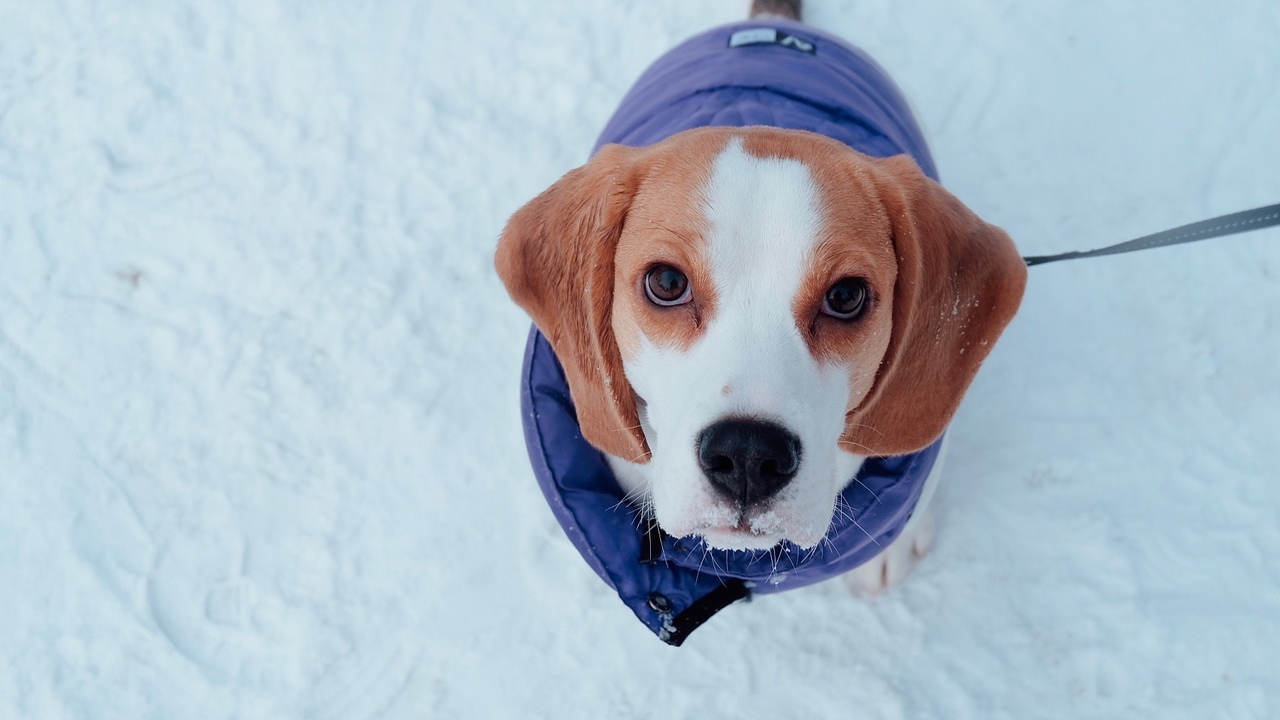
[607,139,865,550]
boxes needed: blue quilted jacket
[519,20,943,645]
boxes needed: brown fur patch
[495,143,652,462]
[839,154,1027,456]
[783,137,900,408]
[611,132,730,358]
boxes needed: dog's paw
[844,507,937,597]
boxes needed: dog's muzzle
[696,419,802,506]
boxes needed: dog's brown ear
[495,144,650,463]
[842,155,1027,456]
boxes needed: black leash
[1023,201,1280,267]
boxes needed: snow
[1,0,1278,717]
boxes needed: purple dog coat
[518,20,943,645]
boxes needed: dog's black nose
[697,419,802,506]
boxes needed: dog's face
[607,136,899,549]
[497,127,1025,551]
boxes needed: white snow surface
[2,1,1279,717]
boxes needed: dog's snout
[697,420,802,506]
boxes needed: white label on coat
[729,28,816,54]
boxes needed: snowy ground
[2,0,1278,717]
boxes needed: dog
[496,0,1026,645]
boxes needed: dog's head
[497,127,1025,550]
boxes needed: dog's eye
[644,264,691,306]
[822,277,869,320]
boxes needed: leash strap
[1023,201,1280,266]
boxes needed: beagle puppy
[496,1,1025,622]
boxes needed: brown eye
[822,278,869,320]
[644,264,691,306]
